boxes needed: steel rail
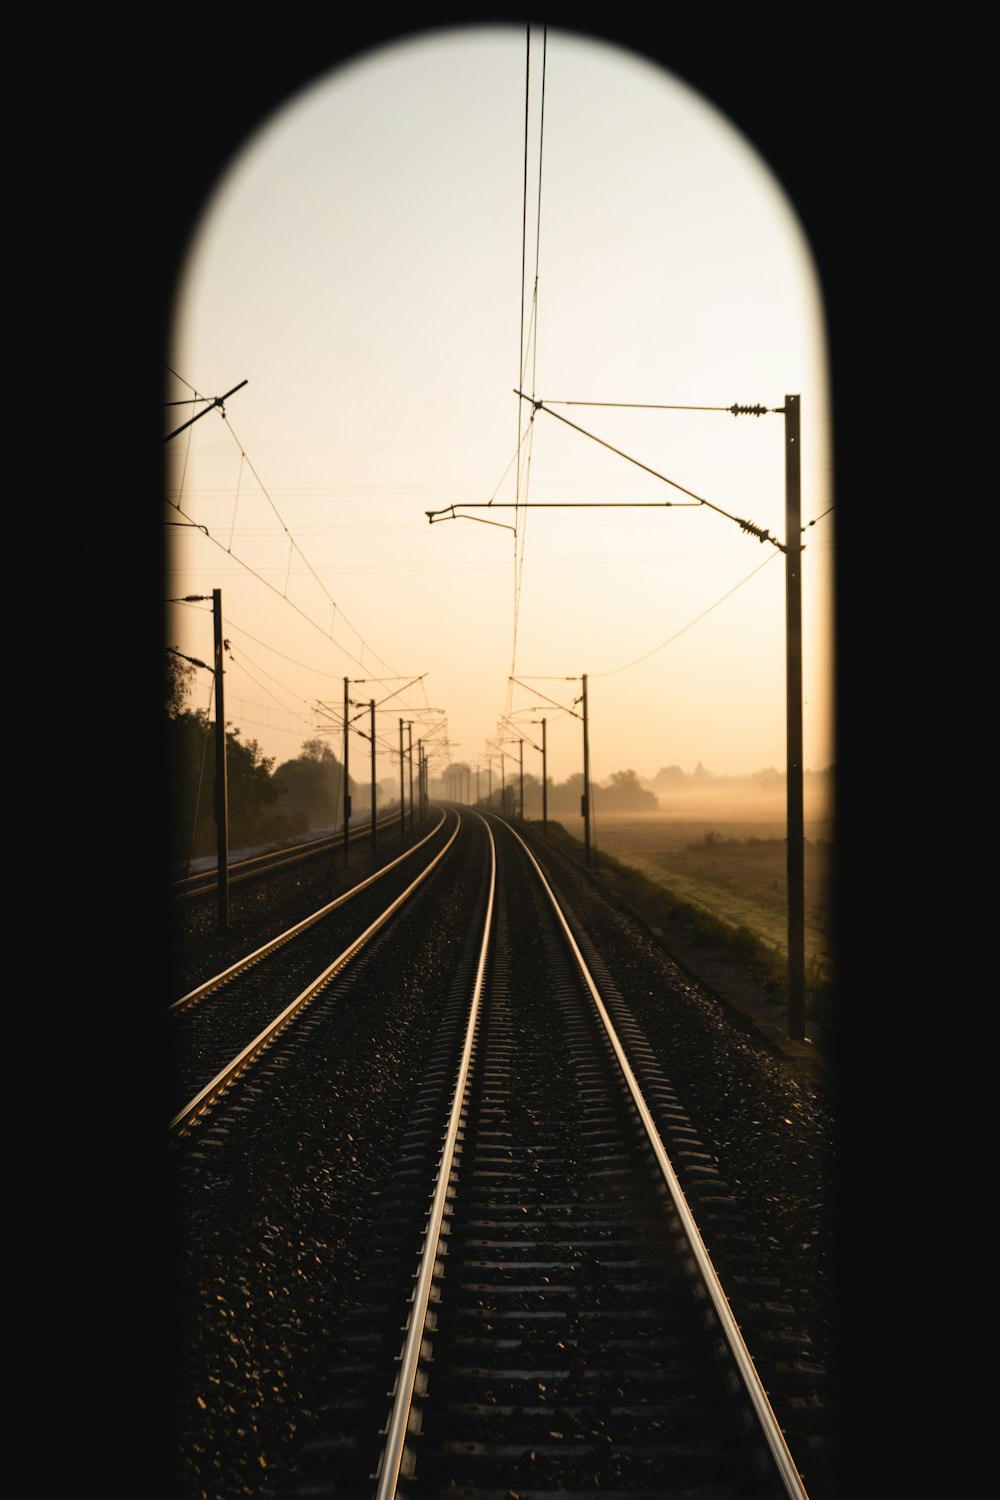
[170,811,447,1012]
[372,815,496,1498]
[168,810,461,1138]
[171,810,405,899]
[502,814,810,1500]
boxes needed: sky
[165,23,834,794]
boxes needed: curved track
[169,810,455,1132]
[295,812,809,1498]
[171,810,408,900]
[169,807,831,1500]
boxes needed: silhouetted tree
[650,764,688,789]
[167,710,293,866]
[547,772,586,816]
[273,739,349,830]
[600,769,659,811]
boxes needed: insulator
[729,403,768,417]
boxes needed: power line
[224,642,319,718]
[513,393,785,550]
[167,496,391,679]
[221,698,319,746]
[224,619,429,711]
[533,399,776,413]
[509,25,547,744]
[593,552,780,678]
[166,370,406,683]
[218,410,383,644]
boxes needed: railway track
[169,810,453,1130]
[171,810,409,900]
[168,806,833,1500]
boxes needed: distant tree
[518,771,543,818]
[167,710,295,868]
[225,728,284,847]
[546,772,586,816]
[301,737,334,761]
[273,739,348,830]
[599,769,659,811]
[651,764,688,789]
[749,767,784,789]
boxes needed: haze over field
[603,785,833,837]
[436,764,834,833]
[165,24,834,791]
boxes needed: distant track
[170,810,447,1013]
[168,809,458,1134]
[170,809,410,899]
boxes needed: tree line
[165,649,832,868]
[165,651,381,868]
[434,766,659,819]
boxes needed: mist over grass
[595,774,833,844]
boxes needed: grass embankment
[531,818,835,1056]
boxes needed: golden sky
[165,25,834,790]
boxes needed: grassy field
[588,786,835,989]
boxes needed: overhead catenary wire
[168,496,392,679]
[166,369,406,685]
[168,592,433,763]
[219,699,319,746]
[504,22,547,752]
[504,502,829,688]
[509,674,581,719]
[534,399,777,413]
[211,617,400,684]
[593,552,780,678]
[223,642,322,721]
[512,23,547,683]
[218,410,368,630]
[514,393,785,550]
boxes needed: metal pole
[213,589,229,930]
[407,723,414,831]
[342,678,351,864]
[519,740,524,819]
[399,718,405,836]
[542,718,548,835]
[370,699,377,852]
[784,395,806,1040]
[582,673,591,866]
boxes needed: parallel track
[169,806,830,1499]
[168,810,457,1134]
[291,812,809,1498]
[171,809,409,900]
